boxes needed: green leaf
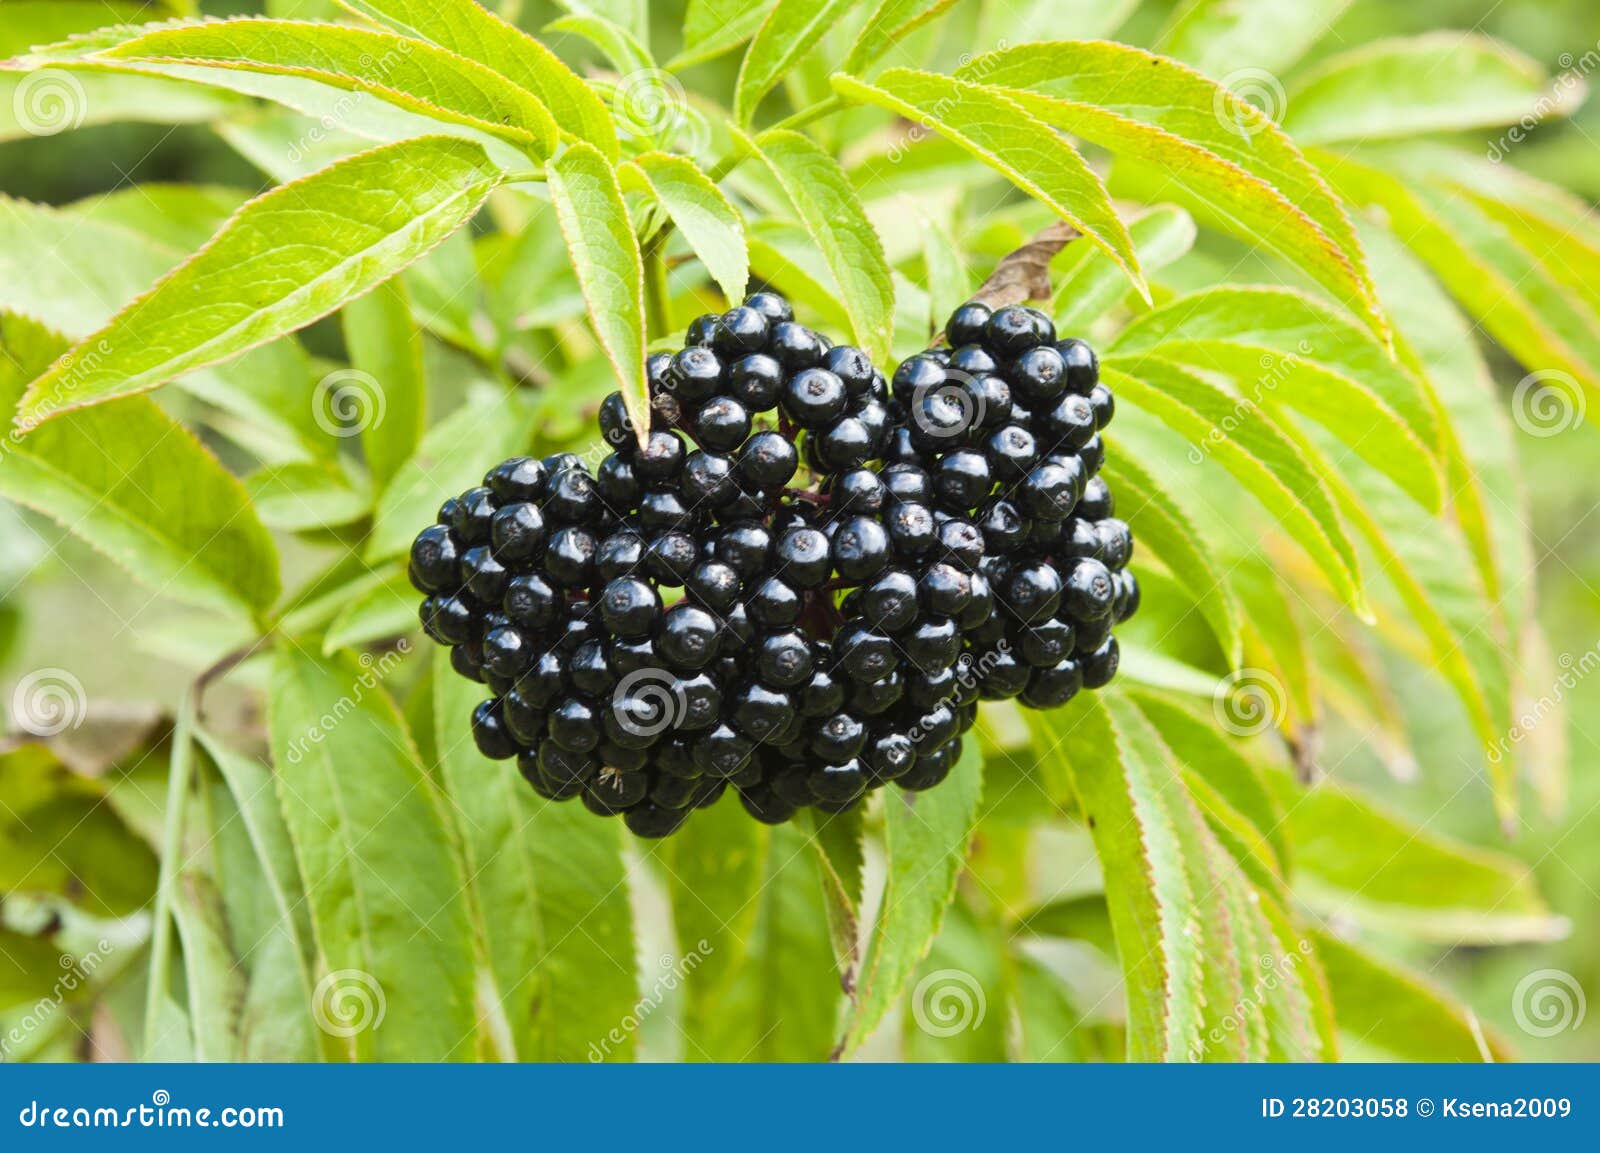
[0,744,159,919]
[1027,694,1204,1061]
[17,136,503,427]
[1269,770,1560,944]
[62,182,249,251]
[432,647,637,1061]
[840,737,983,1056]
[0,314,281,620]
[335,0,619,157]
[661,793,769,1048]
[1312,930,1509,1061]
[625,152,749,302]
[546,12,652,77]
[842,0,960,76]
[673,0,774,69]
[324,568,416,654]
[547,142,649,441]
[832,70,1147,301]
[1358,221,1532,646]
[248,461,371,533]
[269,643,478,1061]
[745,129,894,364]
[1285,33,1578,144]
[1111,286,1444,511]
[171,872,247,1062]
[1052,205,1196,332]
[734,0,860,124]
[1276,417,1515,822]
[902,902,1009,1061]
[1156,0,1353,77]
[341,278,426,493]
[1098,452,1243,666]
[89,18,558,159]
[196,731,316,983]
[367,387,537,561]
[1099,359,1366,616]
[920,216,972,337]
[1128,690,1289,874]
[963,41,1388,343]
[699,821,842,1060]
[0,69,243,142]
[0,194,332,464]
[1316,145,1600,409]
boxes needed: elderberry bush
[409,294,1135,838]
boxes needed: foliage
[0,0,1595,1063]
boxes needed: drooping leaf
[962,41,1388,342]
[1112,286,1444,511]
[248,461,371,533]
[0,313,280,620]
[432,647,637,1061]
[1027,694,1204,1061]
[1357,221,1532,646]
[1156,0,1353,77]
[340,278,426,494]
[323,568,416,654]
[1269,770,1560,944]
[624,152,749,302]
[547,142,649,440]
[745,129,895,364]
[660,792,769,1048]
[699,820,843,1061]
[734,0,860,124]
[171,871,247,1062]
[269,644,478,1060]
[1277,418,1515,822]
[1100,359,1366,615]
[832,70,1147,301]
[1052,205,1196,332]
[840,737,983,1056]
[336,0,619,157]
[1098,452,1243,666]
[367,386,537,561]
[672,0,774,69]
[1313,930,1509,1061]
[1285,33,1579,144]
[17,136,503,427]
[91,19,559,158]
[0,68,242,142]
[1316,145,1600,410]
[842,0,961,76]
[0,744,160,919]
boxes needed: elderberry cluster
[888,301,1137,707]
[408,292,1136,838]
